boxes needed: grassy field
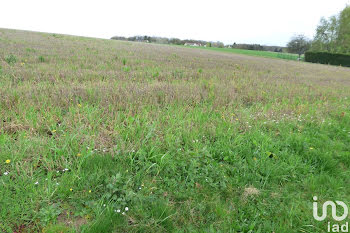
[0,28,350,232]
[185,46,302,61]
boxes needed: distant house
[184,43,200,47]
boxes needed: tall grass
[0,28,349,232]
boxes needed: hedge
[305,51,350,67]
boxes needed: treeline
[111,35,220,47]
[311,5,350,54]
[111,35,285,52]
[232,43,283,52]
[301,5,350,66]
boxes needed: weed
[152,68,160,78]
[5,54,17,65]
[38,55,45,62]
[38,204,62,225]
[122,66,130,72]
[26,48,36,53]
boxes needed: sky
[1,0,349,46]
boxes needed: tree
[169,38,182,45]
[312,16,339,52]
[211,41,224,48]
[311,5,350,54]
[337,6,350,53]
[287,35,311,59]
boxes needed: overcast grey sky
[1,0,349,46]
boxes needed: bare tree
[287,35,311,60]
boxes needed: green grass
[186,46,302,60]
[0,28,350,232]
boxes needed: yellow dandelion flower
[77,153,81,157]
[310,147,314,150]
[70,188,73,192]
[89,190,92,193]
[5,159,11,164]
[52,130,57,133]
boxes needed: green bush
[305,51,350,67]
